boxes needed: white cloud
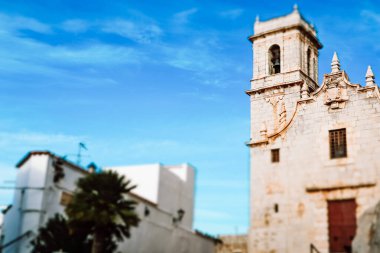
[0,131,83,146]
[219,9,243,19]
[101,19,162,44]
[160,39,236,88]
[0,12,242,89]
[61,19,89,33]
[163,45,218,72]
[173,8,198,25]
[0,26,143,85]
[0,13,51,34]
[180,90,221,101]
[361,10,380,24]
[48,44,143,65]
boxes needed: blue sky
[0,0,379,235]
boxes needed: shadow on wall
[353,201,380,253]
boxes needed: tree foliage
[66,170,140,253]
[30,214,91,253]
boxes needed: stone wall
[248,70,380,253]
[352,201,380,253]
[216,235,248,253]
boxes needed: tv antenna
[77,142,88,165]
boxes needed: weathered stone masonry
[247,6,380,253]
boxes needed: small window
[329,129,347,159]
[271,149,280,163]
[274,203,279,213]
[269,45,281,74]
[60,191,73,206]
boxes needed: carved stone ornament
[265,95,284,131]
[279,101,287,128]
[367,89,374,98]
[324,75,349,109]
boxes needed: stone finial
[293,4,299,13]
[260,122,268,138]
[331,52,341,73]
[255,15,260,23]
[365,66,376,87]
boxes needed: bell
[274,58,280,67]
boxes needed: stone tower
[248,5,322,140]
[247,6,380,253]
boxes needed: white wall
[107,164,161,205]
[0,205,6,239]
[117,194,214,253]
[2,155,214,253]
[161,164,195,229]
[106,163,195,230]
[2,154,50,253]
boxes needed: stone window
[271,149,280,163]
[60,191,73,206]
[307,48,311,76]
[274,203,279,213]
[329,129,347,159]
[269,45,281,74]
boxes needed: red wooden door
[328,199,357,253]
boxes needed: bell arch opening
[269,44,281,75]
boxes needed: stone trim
[245,139,268,147]
[246,80,303,96]
[248,24,323,49]
[249,69,319,92]
[306,182,376,193]
[358,85,380,99]
[312,71,360,97]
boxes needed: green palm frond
[65,170,140,253]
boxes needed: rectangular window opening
[274,203,279,213]
[329,128,347,159]
[60,191,73,206]
[271,149,280,163]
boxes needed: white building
[0,205,8,243]
[247,6,380,253]
[1,151,217,253]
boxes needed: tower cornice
[248,24,323,49]
[246,79,303,96]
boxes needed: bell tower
[247,5,322,142]
[246,6,323,253]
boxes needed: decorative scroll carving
[279,101,287,129]
[265,95,284,131]
[260,122,268,139]
[323,75,349,109]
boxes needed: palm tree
[30,214,92,253]
[66,170,140,253]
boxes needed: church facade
[246,6,379,253]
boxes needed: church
[246,6,379,253]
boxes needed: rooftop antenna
[77,142,88,165]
